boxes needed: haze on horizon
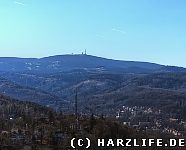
[0,0,186,67]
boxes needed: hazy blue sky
[0,0,186,66]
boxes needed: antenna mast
[85,49,87,55]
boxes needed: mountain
[40,54,163,72]
[0,54,186,116]
[0,54,164,73]
[0,54,186,73]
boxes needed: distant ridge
[0,54,185,73]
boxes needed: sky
[0,0,186,67]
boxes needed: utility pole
[75,88,79,131]
[75,89,78,120]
